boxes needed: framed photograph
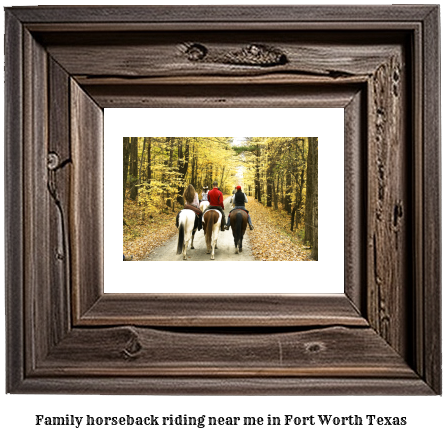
[5,5,440,394]
[107,108,343,294]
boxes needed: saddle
[229,207,249,215]
[206,205,224,213]
[184,204,202,216]
[176,205,202,231]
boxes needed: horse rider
[225,185,254,231]
[201,186,209,202]
[207,180,226,231]
[176,184,203,230]
[185,183,200,209]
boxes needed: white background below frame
[104,108,344,294]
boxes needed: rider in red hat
[226,185,254,230]
[207,181,226,231]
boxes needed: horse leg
[239,237,243,253]
[211,224,220,260]
[190,229,196,249]
[206,238,211,254]
[183,241,187,260]
[211,240,216,260]
[184,224,192,259]
[234,237,239,254]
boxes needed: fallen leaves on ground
[246,198,313,261]
[123,199,178,260]
[123,196,312,262]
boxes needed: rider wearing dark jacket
[233,190,246,207]
[226,186,254,230]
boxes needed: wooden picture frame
[5,5,441,394]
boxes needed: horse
[230,209,248,254]
[176,209,198,260]
[202,209,222,260]
[200,200,210,213]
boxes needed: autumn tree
[129,136,138,200]
[123,137,131,203]
[125,137,237,217]
[289,138,307,232]
[232,137,262,202]
[176,137,190,205]
[146,137,152,184]
[305,137,318,260]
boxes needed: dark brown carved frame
[5,6,441,394]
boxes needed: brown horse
[202,209,222,260]
[230,209,248,253]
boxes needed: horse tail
[205,211,214,248]
[177,220,185,254]
[235,211,242,240]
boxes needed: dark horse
[230,209,248,253]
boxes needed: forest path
[145,197,257,261]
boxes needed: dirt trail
[145,197,257,261]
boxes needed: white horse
[176,209,198,260]
[200,200,209,213]
[202,209,222,260]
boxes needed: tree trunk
[129,137,138,201]
[273,176,279,210]
[310,137,319,260]
[219,166,226,192]
[272,180,277,209]
[304,142,313,245]
[267,173,273,207]
[255,149,261,202]
[137,137,147,187]
[123,137,131,203]
[285,172,292,214]
[146,137,152,184]
[280,175,284,208]
[290,204,297,231]
[176,137,190,205]
[166,137,175,208]
[295,168,305,230]
[190,139,197,188]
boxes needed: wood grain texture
[411,17,425,383]
[8,5,436,23]
[422,6,441,394]
[70,80,104,320]
[23,29,50,373]
[79,294,367,327]
[12,377,434,396]
[344,89,366,314]
[4,5,441,395]
[48,57,72,346]
[4,10,24,393]
[36,326,415,378]
[366,49,409,358]
[84,83,361,109]
[41,32,401,80]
